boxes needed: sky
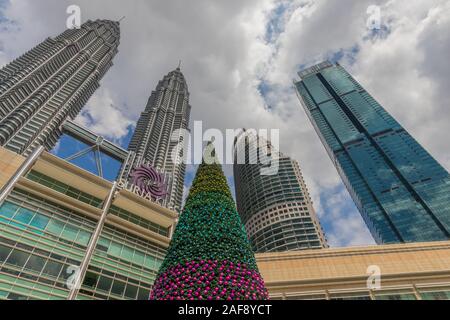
[1,0,449,247]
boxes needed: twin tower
[1,20,449,252]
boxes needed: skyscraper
[294,61,450,244]
[0,20,120,157]
[124,67,191,212]
[233,130,327,253]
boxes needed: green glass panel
[7,292,28,300]
[124,284,138,299]
[42,260,63,278]
[376,294,416,300]
[0,244,12,262]
[133,251,145,265]
[76,230,91,246]
[0,202,19,218]
[24,255,46,273]
[98,237,110,247]
[33,284,52,292]
[143,256,155,269]
[13,208,35,224]
[46,220,64,237]
[83,272,99,288]
[420,291,450,300]
[62,230,80,244]
[6,249,30,267]
[96,276,113,293]
[111,280,125,297]
[30,214,50,230]
[121,246,134,261]
[108,242,122,257]
[11,284,32,295]
[137,287,149,300]
[31,291,50,300]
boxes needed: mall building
[0,145,177,300]
[256,241,450,300]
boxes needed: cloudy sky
[1,0,449,247]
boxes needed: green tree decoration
[150,147,269,300]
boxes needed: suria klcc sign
[118,164,168,202]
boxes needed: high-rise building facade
[123,67,191,212]
[295,61,450,244]
[0,20,120,156]
[0,145,177,300]
[233,130,327,253]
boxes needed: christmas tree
[150,146,269,300]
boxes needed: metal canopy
[61,120,130,179]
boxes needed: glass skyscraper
[233,130,327,252]
[295,61,450,244]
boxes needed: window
[375,293,416,300]
[61,225,78,242]
[42,260,64,278]
[6,249,30,268]
[133,251,145,265]
[120,247,134,262]
[83,272,99,288]
[46,220,65,237]
[108,242,123,257]
[12,208,35,226]
[124,284,138,300]
[137,287,149,300]
[144,256,155,269]
[7,293,28,300]
[420,290,450,300]
[24,254,47,273]
[97,276,113,293]
[111,280,126,297]
[29,214,49,230]
[0,202,19,218]
[0,244,12,262]
[76,230,91,246]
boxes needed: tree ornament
[150,146,269,300]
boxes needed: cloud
[1,0,449,247]
[74,87,134,142]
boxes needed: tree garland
[150,161,269,300]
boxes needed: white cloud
[74,88,134,142]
